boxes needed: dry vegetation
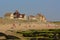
[0,18,60,40]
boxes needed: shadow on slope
[0,32,20,39]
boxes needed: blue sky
[0,0,60,21]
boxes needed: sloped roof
[13,10,20,15]
[36,13,45,17]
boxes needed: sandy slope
[0,22,60,39]
[0,22,60,33]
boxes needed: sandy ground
[0,22,60,39]
[0,22,60,33]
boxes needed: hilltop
[0,10,60,31]
[0,10,60,39]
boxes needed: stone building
[13,10,27,20]
[28,13,47,22]
[4,10,27,20]
[36,13,47,22]
[28,15,37,20]
[4,12,13,19]
[4,10,47,22]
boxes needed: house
[36,13,47,22]
[28,15,37,20]
[18,14,27,20]
[4,12,13,19]
[4,10,47,22]
[13,10,20,18]
[13,10,27,20]
[4,10,27,20]
[27,13,47,22]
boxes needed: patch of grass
[16,29,60,37]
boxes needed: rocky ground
[0,22,60,32]
[0,19,60,39]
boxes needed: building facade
[4,10,47,22]
[36,14,47,22]
[4,10,27,20]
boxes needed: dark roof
[13,10,20,15]
[13,10,25,18]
